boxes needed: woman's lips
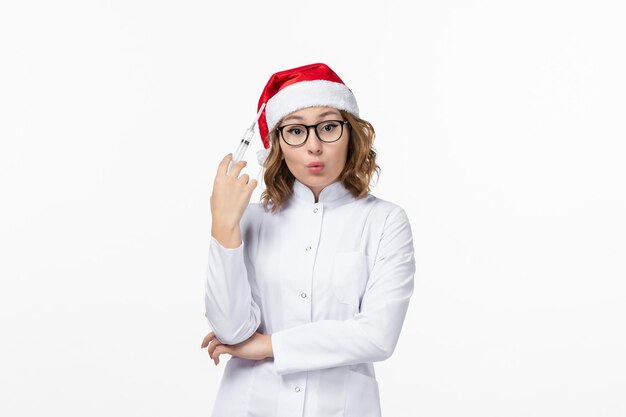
[307,161,325,173]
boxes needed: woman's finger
[212,345,227,365]
[207,337,223,359]
[227,160,247,178]
[208,343,219,366]
[238,173,250,184]
[201,332,215,348]
[216,154,233,177]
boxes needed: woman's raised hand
[210,153,257,248]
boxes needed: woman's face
[277,106,350,199]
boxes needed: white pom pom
[256,147,270,166]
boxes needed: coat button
[294,386,301,392]
[313,207,318,213]
[301,292,307,298]
[305,246,311,251]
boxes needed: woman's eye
[321,123,337,131]
[288,128,303,135]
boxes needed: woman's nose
[306,127,322,154]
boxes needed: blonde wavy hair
[260,110,380,214]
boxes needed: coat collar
[291,178,357,208]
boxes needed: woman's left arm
[268,206,415,375]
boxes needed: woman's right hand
[210,153,258,248]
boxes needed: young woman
[201,63,415,417]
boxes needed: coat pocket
[331,251,369,306]
[343,369,382,417]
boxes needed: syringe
[232,102,266,164]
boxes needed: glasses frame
[276,120,349,147]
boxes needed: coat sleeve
[204,205,261,345]
[270,206,415,375]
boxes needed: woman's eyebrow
[283,110,341,122]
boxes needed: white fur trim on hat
[256,147,270,166]
[265,80,359,132]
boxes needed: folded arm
[270,207,416,375]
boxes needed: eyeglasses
[276,120,349,147]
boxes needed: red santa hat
[256,63,360,155]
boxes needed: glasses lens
[316,121,343,142]
[282,124,307,146]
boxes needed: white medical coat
[204,179,415,417]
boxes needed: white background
[1,1,625,416]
